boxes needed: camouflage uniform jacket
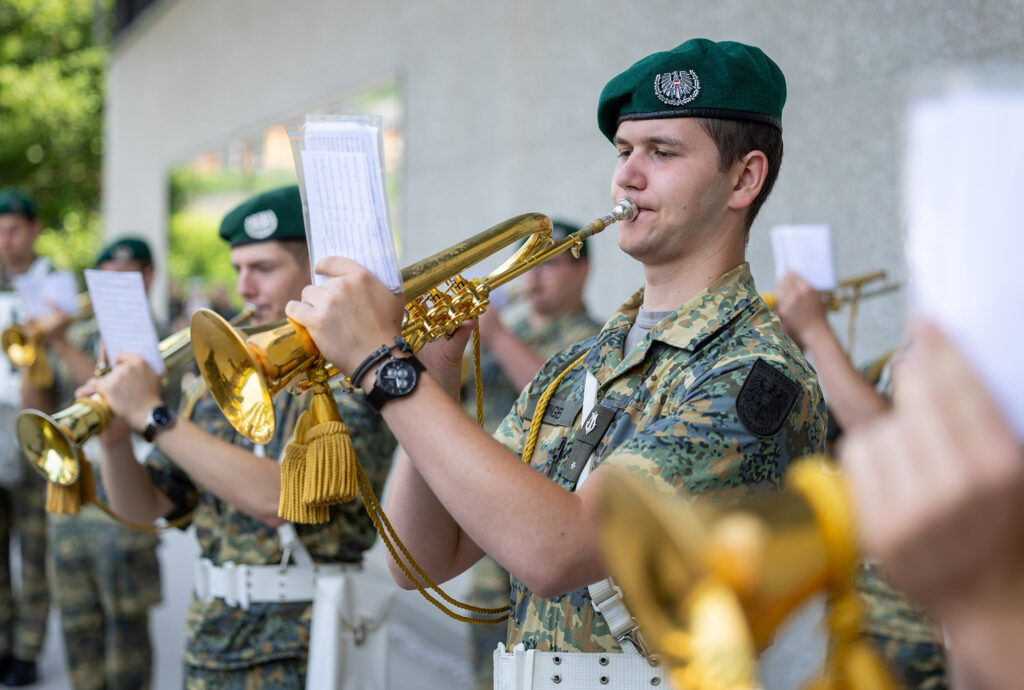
[466,307,604,433]
[146,381,396,671]
[493,263,826,653]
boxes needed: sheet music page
[13,271,80,320]
[905,86,1024,439]
[83,270,165,375]
[300,119,401,290]
[770,224,837,290]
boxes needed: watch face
[151,406,173,426]
[377,358,419,397]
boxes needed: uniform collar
[586,263,758,381]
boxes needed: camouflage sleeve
[143,443,200,526]
[332,383,397,498]
[602,356,824,497]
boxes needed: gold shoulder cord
[318,339,587,625]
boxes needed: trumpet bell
[598,464,846,689]
[2,326,38,368]
[17,395,111,485]
[190,309,317,444]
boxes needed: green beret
[0,188,38,220]
[597,38,786,142]
[219,185,306,247]
[96,236,152,267]
[550,219,588,260]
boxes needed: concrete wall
[105,0,1024,358]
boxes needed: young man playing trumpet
[78,187,396,688]
[287,39,825,687]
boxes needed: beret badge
[654,70,701,107]
[243,209,279,240]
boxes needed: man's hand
[774,270,829,349]
[418,320,474,397]
[841,322,1024,619]
[285,257,406,386]
[77,352,163,432]
[33,307,74,345]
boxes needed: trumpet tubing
[193,199,638,443]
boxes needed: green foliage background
[0,0,110,272]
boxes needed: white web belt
[493,643,667,690]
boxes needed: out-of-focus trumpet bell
[599,467,844,689]
[190,310,318,445]
[17,394,112,485]
[2,325,38,368]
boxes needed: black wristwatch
[365,355,426,413]
[143,405,176,442]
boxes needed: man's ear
[728,150,768,211]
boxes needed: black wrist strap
[350,336,412,390]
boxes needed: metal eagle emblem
[654,70,701,107]
[243,210,279,240]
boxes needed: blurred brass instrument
[191,199,638,443]
[17,307,254,486]
[598,461,897,690]
[1,293,93,388]
[762,271,900,356]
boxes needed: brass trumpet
[762,271,901,356]
[191,199,638,444]
[2,293,93,388]
[17,307,253,486]
[598,462,896,690]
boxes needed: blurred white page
[905,84,1024,439]
[83,270,164,375]
[300,120,401,291]
[13,271,79,320]
[770,224,837,290]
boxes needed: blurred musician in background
[77,187,396,688]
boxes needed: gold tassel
[298,363,357,508]
[304,418,357,506]
[278,411,328,524]
[46,455,96,515]
[25,355,53,389]
[46,480,81,514]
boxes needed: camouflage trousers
[0,472,49,660]
[468,555,511,690]
[49,506,161,690]
[184,659,306,689]
[865,633,949,690]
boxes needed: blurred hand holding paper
[770,224,837,290]
[295,117,401,291]
[905,76,1024,439]
[83,269,164,375]
[13,271,79,320]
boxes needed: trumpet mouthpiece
[613,198,638,222]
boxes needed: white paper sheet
[83,269,165,375]
[905,85,1024,439]
[770,224,837,290]
[12,271,80,320]
[299,119,401,291]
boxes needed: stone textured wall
[106,0,1024,361]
